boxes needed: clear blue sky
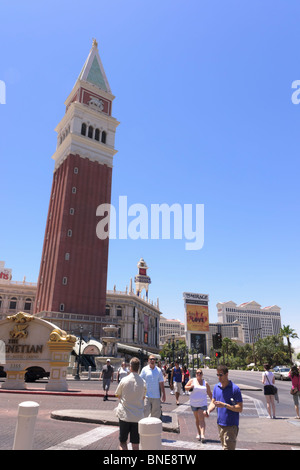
[0,1,299,347]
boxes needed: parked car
[273,367,291,381]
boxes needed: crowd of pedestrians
[102,357,300,450]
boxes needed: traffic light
[216,333,222,348]
[215,351,222,359]
[213,333,222,349]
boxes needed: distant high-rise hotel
[217,300,282,344]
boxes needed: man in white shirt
[115,357,147,450]
[140,355,166,419]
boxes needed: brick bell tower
[34,39,119,319]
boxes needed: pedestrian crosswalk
[45,425,117,450]
[172,394,269,419]
[241,394,269,418]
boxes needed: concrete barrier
[13,401,39,450]
[138,417,162,450]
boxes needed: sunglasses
[216,373,224,377]
[196,372,203,375]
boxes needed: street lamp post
[167,335,180,363]
[74,326,83,380]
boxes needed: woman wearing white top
[185,369,212,442]
[262,364,276,419]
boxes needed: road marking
[242,394,269,418]
[173,395,268,418]
[46,425,117,450]
[162,438,223,450]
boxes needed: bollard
[88,366,92,380]
[13,401,39,450]
[138,417,162,450]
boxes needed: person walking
[115,357,147,450]
[205,365,243,450]
[182,365,190,395]
[170,361,182,405]
[166,362,174,394]
[288,365,300,419]
[185,368,212,442]
[262,364,276,419]
[140,355,166,418]
[117,362,129,383]
[100,359,114,401]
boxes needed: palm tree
[279,325,299,363]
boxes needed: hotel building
[217,300,282,344]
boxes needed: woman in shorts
[262,364,276,419]
[185,369,212,442]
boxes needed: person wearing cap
[100,359,114,401]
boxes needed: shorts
[119,420,139,444]
[173,382,181,394]
[144,397,161,419]
[191,405,208,412]
[103,378,111,391]
[264,385,275,396]
[218,425,239,451]
[292,391,300,406]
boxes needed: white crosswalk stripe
[46,425,117,450]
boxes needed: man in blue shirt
[205,365,243,450]
[140,355,166,419]
[170,361,182,405]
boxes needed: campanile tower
[35,40,119,318]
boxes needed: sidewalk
[1,378,300,450]
[50,380,300,450]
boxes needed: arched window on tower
[81,123,87,136]
[95,128,100,141]
[101,131,106,144]
[88,125,94,138]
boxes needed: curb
[51,409,180,433]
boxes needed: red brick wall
[35,154,112,316]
